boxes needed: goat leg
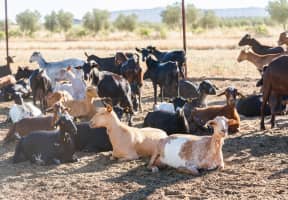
[153,84,157,104]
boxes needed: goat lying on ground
[147,116,228,175]
[1,79,31,101]
[13,114,78,165]
[9,93,42,123]
[89,105,167,161]
[143,108,189,135]
[153,96,188,113]
[190,87,243,133]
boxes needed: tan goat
[89,105,167,161]
[46,90,73,108]
[237,49,284,72]
[62,86,99,120]
[148,116,228,175]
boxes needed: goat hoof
[151,166,159,173]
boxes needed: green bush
[65,27,88,40]
[9,29,22,37]
[254,24,269,36]
[137,27,152,38]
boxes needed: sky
[0,0,270,21]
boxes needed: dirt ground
[0,77,287,200]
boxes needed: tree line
[0,0,287,37]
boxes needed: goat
[238,34,284,55]
[190,87,243,133]
[29,52,85,87]
[53,66,86,100]
[46,90,73,108]
[136,46,186,78]
[278,31,288,46]
[9,93,42,123]
[0,75,16,89]
[1,79,31,101]
[143,108,189,135]
[147,116,228,175]
[237,49,284,72]
[3,103,64,143]
[15,66,34,81]
[89,105,167,161]
[260,56,288,129]
[116,53,143,112]
[84,52,121,74]
[13,114,78,165]
[29,69,53,112]
[61,86,99,120]
[144,56,179,104]
[153,96,188,113]
[89,67,134,125]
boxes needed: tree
[16,10,41,35]
[198,10,219,29]
[82,9,110,33]
[44,11,59,32]
[186,4,199,28]
[57,10,74,32]
[114,14,137,31]
[161,3,181,28]
[267,0,288,30]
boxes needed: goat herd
[0,31,288,176]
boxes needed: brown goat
[0,75,16,89]
[3,103,64,143]
[278,31,288,46]
[190,87,243,133]
[237,49,284,72]
[260,56,288,130]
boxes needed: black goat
[143,109,189,135]
[29,69,52,112]
[15,66,34,81]
[238,34,284,55]
[13,114,78,165]
[144,56,179,104]
[89,67,134,125]
[74,123,112,152]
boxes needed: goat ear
[237,91,245,98]
[106,105,113,113]
[84,52,89,58]
[217,91,226,96]
[207,120,217,127]
[135,48,141,52]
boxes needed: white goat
[53,67,86,100]
[29,52,85,87]
[9,102,42,123]
[148,116,229,175]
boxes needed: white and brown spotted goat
[148,116,229,175]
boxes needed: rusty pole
[181,0,187,78]
[4,0,10,67]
